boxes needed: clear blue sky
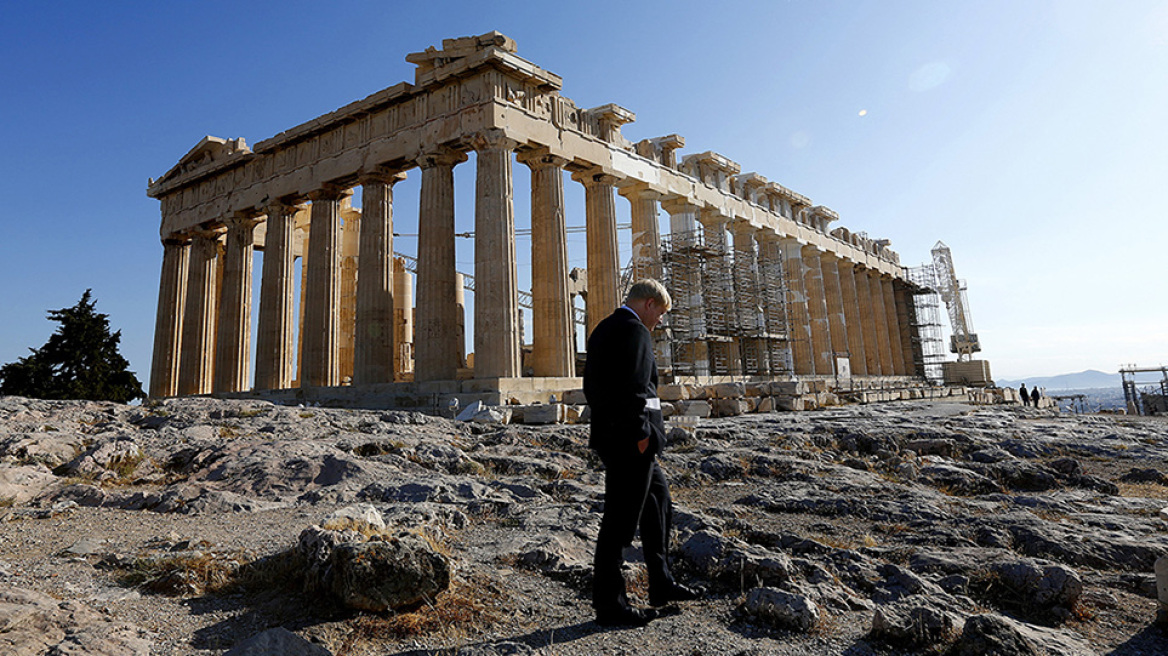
[1,0,1164,384]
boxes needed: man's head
[624,279,672,330]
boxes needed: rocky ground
[1,394,1167,655]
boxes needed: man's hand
[637,436,650,454]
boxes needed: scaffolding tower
[908,264,947,384]
[659,229,792,380]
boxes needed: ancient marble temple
[147,32,923,408]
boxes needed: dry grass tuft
[117,550,254,596]
[1117,482,1168,499]
[338,574,506,648]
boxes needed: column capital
[516,146,569,169]
[307,185,353,202]
[570,166,619,187]
[726,218,758,235]
[416,146,468,169]
[358,167,408,186]
[161,235,190,247]
[697,206,730,228]
[469,128,519,153]
[615,180,660,201]
[659,195,700,215]
[226,210,262,230]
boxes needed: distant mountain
[996,369,1121,391]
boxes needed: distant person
[1031,387,1042,408]
[1019,383,1030,407]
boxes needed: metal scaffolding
[1120,365,1168,415]
[659,229,792,380]
[907,264,947,384]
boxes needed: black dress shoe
[649,582,706,607]
[595,606,657,627]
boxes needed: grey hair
[625,279,672,311]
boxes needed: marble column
[415,148,467,382]
[213,213,259,393]
[893,280,919,376]
[757,231,793,376]
[392,258,414,377]
[855,266,882,375]
[731,223,765,375]
[779,238,814,375]
[149,238,189,398]
[255,202,298,391]
[300,186,350,388]
[867,269,895,376]
[819,252,850,377]
[353,171,406,386]
[660,197,707,376]
[699,209,739,374]
[518,148,574,378]
[472,129,521,379]
[882,276,906,375]
[620,183,663,281]
[574,168,620,337]
[178,230,221,396]
[801,245,835,375]
[836,258,867,376]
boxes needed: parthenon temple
[148,32,976,411]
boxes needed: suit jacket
[583,307,666,459]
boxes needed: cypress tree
[0,290,144,402]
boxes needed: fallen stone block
[562,389,587,405]
[711,398,749,417]
[521,404,563,425]
[657,384,688,401]
[676,400,711,418]
[711,382,745,399]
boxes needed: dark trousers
[593,452,676,612]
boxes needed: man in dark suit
[584,279,703,627]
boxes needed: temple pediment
[149,136,250,194]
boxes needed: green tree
[0,290,144,402]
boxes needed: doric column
[881,275,906,375]
[660,196,707,376]
[819,252,850,377]
[779,238,814,375]
[213,213,259,393]
[300,186,351,387]
[518,148,574,378]
[836,258,867,376]
[255,202,298,390]
[149,238,189,397]
[730,222,765,375]
[339,202,361,383]
[415,148,468,382]
[893,280,919,376]
[801,245,834,375]
[699,209,738,374]
[574,168,620,337]
[619,183,663,281]
[178,230,221,395]
[866,268,895,375]
[855,266,882,375]
[471,129,521,379]
[353,170,406,386]
[392,257,414,377]
[756,231,793,376]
